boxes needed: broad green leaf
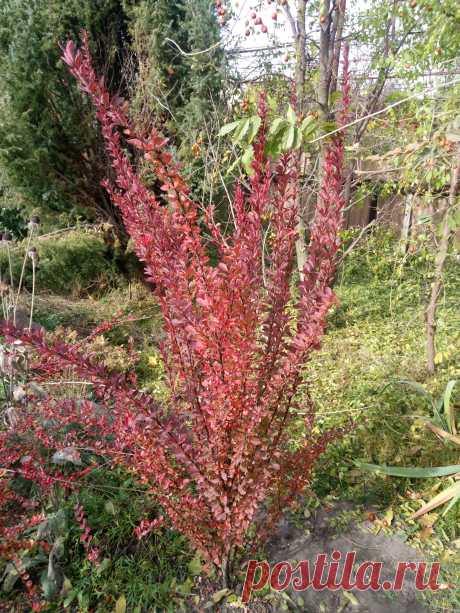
[2,564,19,592]
[283,125,296,151]
[212,588,232,603]
[63,590,78,607]
[320,118,338,135]
[232,118,251,144]
[266,119,290,158]
[268,117,288,137]
[96,558,111,575]
[301,115,317,139]
[78,591,89,608]
[218,120,241,137]
[176,577,193,595]
[247,116,262,144]
[292,126,302,150]
[267,95,277,111]
[356,461,460,478]
[2,555,45,593]
[241,146,255,175]
[61,577,72,596]
[265,134,284,159]
[286,105,297,125]
[396,379,432,401]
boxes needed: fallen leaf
[115,595,126,613]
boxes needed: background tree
[125,0,228,204]
[126,0,225,141]
[0,0,130,239]
[0,0,225,241]
[221,0,460,271]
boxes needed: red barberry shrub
[1,33,350,583]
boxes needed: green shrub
[0,230,122,297]
[0,206,27,240]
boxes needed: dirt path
[266,502,431,612]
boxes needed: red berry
[261,24,268,33]
[272,11,277,20]
[255,16,262,25]
[245,29,251,36]
[250,11,257,19]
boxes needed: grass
[1,467,195,613]
[308,229,459,492]
[304,229,460,612]
[59,469,194,613]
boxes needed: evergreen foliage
[0,0,225,235]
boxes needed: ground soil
[265,501,430,612]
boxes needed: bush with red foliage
[0,33,350,588]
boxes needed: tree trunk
[400,193,414,255]
[292,0,347,278]
[343,1,396,217]
[297,0,334,277]
[293,0,308,278]
[328,0,346,100]
[318,0,332,120]
[425,148,460,374]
